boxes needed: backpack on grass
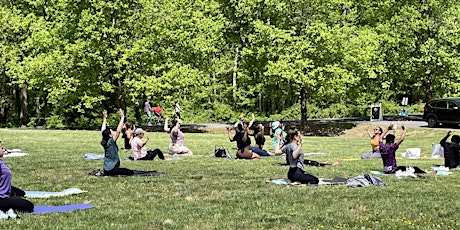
[214,145,230,158]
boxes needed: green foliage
[1,0,460,127]
[44,115,66,129]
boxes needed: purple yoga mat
[31,204,94,214]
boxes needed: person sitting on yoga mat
[273,127,319,184]
[0,141,34,213]
[249,123,273,156]
[121,121,134,151]
[270,121,287,150]
[378,124,429,174]
[361,127,383,159]
[275,127,339,167]
[130,128,165,160]
[227,122,261,159]
[164,116,193,155]
[440,131,460,168]
[101,109,134,176]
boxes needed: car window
[448,101,458,109]
[434,101,447,108]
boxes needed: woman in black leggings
[0,141,34,213]
[274,127,319,184]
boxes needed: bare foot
[332,159,340,166]
[321,160,330,164]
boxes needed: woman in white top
[130,128,164,160]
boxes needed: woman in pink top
[130,128,164,160]
[164,116,193,155]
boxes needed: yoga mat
[31,204,93,214]
[305,152,326,155]
[370,170,386,175]
[3,152,28,157]
[26,188,87,198]
[84,153,104,160]
[436,171,453,176]
[7,149,23,153]
[266,178,346,186]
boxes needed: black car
[423,98,460,128]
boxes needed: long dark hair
[122,121,133,133]
[101,128,112,148]
[286,126,298,144]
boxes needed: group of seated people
[362,122,460,173]
[3,111,457,218]
[101,109,193,177]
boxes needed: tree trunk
[19,87,28,126]
[425,72,434,102]
[232,44,241,109]
[300,86,307,127]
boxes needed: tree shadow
[300,122,357,137]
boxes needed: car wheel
[427,116,437,128]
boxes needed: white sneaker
[6,209,18,219]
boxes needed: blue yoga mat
[31,204,94,214]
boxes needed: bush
[45,116,66,128]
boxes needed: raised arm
[248,113,255,129]
[112,109,125,141]
[292,132,303,159]
[164,116,171,132]
[269,122,274,138]
[273,132,283,155]
[101,110,108,132]
[380,124,393,142]
[440,131,452,147]
[137,133,149,148]
[171,119,181,136]
[227,127,234,142]
[395,124,407,146]
[365,128,372,138]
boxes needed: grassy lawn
[0,125,459,229]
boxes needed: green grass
[0,128,459,229]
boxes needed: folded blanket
[31,204,94,214]
[25,188,87,198]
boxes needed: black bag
[214,145,228,158]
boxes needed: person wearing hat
[270,121,287,150]
[130,128,164,160]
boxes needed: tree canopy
[1,0,460,127]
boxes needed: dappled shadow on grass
[300,122,357,137]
